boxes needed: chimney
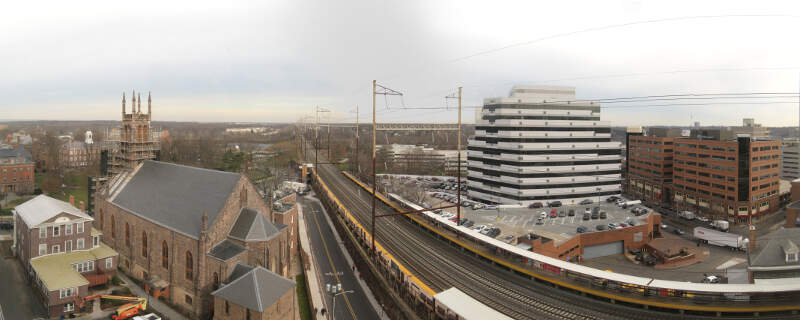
[79,201,85,213]
[749,224,757,252]
[69,195,75,207]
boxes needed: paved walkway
[117,273,189,320]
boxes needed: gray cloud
[1,0,799,126]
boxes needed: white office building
[467,86,622,206]
[782,139,800,180]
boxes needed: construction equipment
[78,294,148,320]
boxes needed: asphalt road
[300,196,381,320]
[0,242,47,320]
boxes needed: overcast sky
[2,0,799,126]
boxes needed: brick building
[59,140,100,169]
[13,195,118,318]
[628,128,781,224]
[95,160,291,318]
[673,130,781,223]
[272,191,298,261]
[211,263,296,320]
[517,212,661,262]
[0,144,35,194]
[627,128,680,206]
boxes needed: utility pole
[457,87,462,224]
[355,105,359,176]
[369,81,403,254]
[446,87,464,224]
[327,113,332,161]
[371,80,377,253]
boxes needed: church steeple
[122,92,126,115]
[148,92,152,117]
[132,90,136,111]
[137,92,142,113]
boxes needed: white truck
[693,227,748,250]
[678,211,695,220]
[710,220,730,232]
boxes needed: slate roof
[207,239,247,261]
[212,265,296,312]
[0,145,32,161]
[749,228,800,268]
[226,262,254,284]
[110,161,241,239]
[228,208,283,242]
[15,195,92,227]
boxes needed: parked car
[596,224,608,231]
[576,226,589,233]
[583,213,591,220]
[618,223,628,228]
[579,199,593,205]
[529,202,544,208]
[697,216,710,222]
[702,275,721,284]
[433,209,443,214]
[474,225,486,232]
[592,206,600,214]
[568,209,575,216]
[591,212,599,219]
[584,207,591,214]
[599,211,607,219]
[463,220,474,228]
[539,211,547,219]
[608,222,619,229]
[558,210,566,217]
[549,201,562,207]
[550,211,558,218]
[502,235,515,243]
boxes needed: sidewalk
[304,195,389,320]
[117,273,189,320]
[297,198,328,320]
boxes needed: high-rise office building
[467,86,622,206]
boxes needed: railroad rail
[333,166,800,318]
[311,161,734,319]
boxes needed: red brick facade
[96,175,291,318]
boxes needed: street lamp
[326,283,354,320]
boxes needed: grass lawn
[37,170,90,206]
[296,273,313,320]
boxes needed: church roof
[228,207,284,242]
[212,265,295,312]
[110,161,241,239]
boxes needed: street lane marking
[309,208,359,320]
[716,258,746,270]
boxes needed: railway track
[314,161,695,319]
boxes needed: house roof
[30,243,118,291]
[749,228,800,268]
[207,239,247,261]
[14,195,92,227]
[228,208,283,242]
[0,145,32,161]
[109,161,242,239]
[212,265,295,312]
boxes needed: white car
[697,217,709,222]
[473,225,486,232]
[133,314,162,320]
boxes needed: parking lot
[425,192,651,243]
